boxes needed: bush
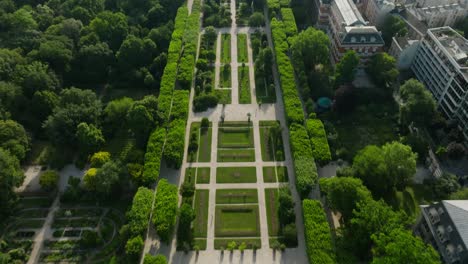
[306,119,331,164]
[289,124,317,198]
[80,230,101,248]
[143,128,166,186]
[170,90,189,120]
[125,235,144,259]
[201,117,209,128]
[281,9,297,37]
[127,187,154,237]
[90,151,111,167]
[193,94,218,112]
[39,170,59,191]
[302,200,336,263]
[447,141,465,160]
[163,119,186,169]
[153,179,178,242]
[144,254,167,264]
[83,168,98,191]
[248,12,265,27]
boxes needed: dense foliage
[399,79,436,128]
[153,179,178,243]
[143,128,166,186]
[127,187,154,237]
[302,200,336,264]
[306,118,331,164]
[0,148,24,217]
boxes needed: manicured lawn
[216,189,258,204]
[219,121,250,127]
[264,188,280,236]
[215,89,231,104]
[199,127,212,162]
[185,167,197,187]
[214,238,261,249]
[238,66,251,104]
[259,121,285,161]
[221,34,231,63]
[215,205,260,237]
[237,34,248,63]
[220,64,231,88]
[263,166,288,183]
[216,167,257,183]
[255,75,276,103]
[187,123,200,162]
[194,238,207,250]
[217,148,255,162]
[196,167,211,184]
[218,126,254,148]
[193,190,209,238]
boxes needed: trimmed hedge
[170,90,190,120]
[163,119,186,169]
[143,128,166,186]
[280,8,297,37]
[289,124,317,198]
[153,179,178,243]
[127,187,154,237]
[267,0,280,14]
[271,18,304,125]
[302,200,336,264]
[306,118,331,165]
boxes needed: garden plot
[238,65,251,104]
[187,122,213,162]
[217,122,256,162]
[259,121,285,161]
[263,166,288,183]
[215,204,260,237]
[216,167,257,183]
[216,189,258,204]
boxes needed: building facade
[411,27,468,140]
[363,0,396,26]
[317,0,385,64]
[415,200,468,263]
[406,3,467,28]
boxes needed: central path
[230,0,239,105]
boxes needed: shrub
[125,235,144,259]
[248,12,265,27]
[80,230,101,248]
[153,179,178,242]
[193,94,218,112]
[144,254,167,264]
[201,117,209,128]
[127,187,153,237]
[163,119,186,169]
[302,200,336,263]
[39,170,59,191]
[143,128,166,186]
[281,9,297,37]
[447,141,465,160]
[90,151,111,167]
[306,119,331,164]
[83,168,97,191]
[170,90,189,120]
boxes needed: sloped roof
[334,0,366,26]
[443,200,468,247]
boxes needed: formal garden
[217,122,255,162]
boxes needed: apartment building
[363,0,396,26]
[415,200,468,264]
[411,27,468,140]
[317,0,385,64]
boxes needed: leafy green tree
[366,53,399,88]
[382,141,417,190]
[0,49,25,80]
[83,168,98,191]
[278,187,295,225]
[125,235,144,259]
[450,188,468,200]
[76,122,105,154]
[117,35,157,69]
[399,79,436,127]
[382,15,407,45]
[74,42,114,84]
[44,88,101,146]
[349,199,409,258]
[87,11,128,50]
[353,145,389,197]
[0,82,22,116]
[13,61,59,97]
[0,119,29,160]
[204,26,217,44]
[94,161,120,196]
[127,104,154,140]
[0,148,24,218]
[248,12,264,27]
[335,50,359,85]
[290,27,330,70]
[31,90,59,124]
[433,173,461,199]
[29,39,73,72]
[4,8,38,32]
[104,97,133,131]
[319,177,372,222]
[371,228,440,264]
[144,254,167,264]
[127,187,153,236]
[90,151,111,168]
[147,22,173,50]
[39,170,59,191]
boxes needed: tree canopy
[0,148,24,217]
[399,79,436,127]
[334,50,359,85]
[366,53,399,88]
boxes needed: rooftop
[334,0,366,26]
[429,27,468,70]
[442,200,468,248]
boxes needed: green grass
[255,75,276,103]
[188,122,213,162]
[199,127,212,162]
[215,89,231,104]
[237,34,248,63]
[193,190,209,238]
[264,188,280,236]
[217,148,255,162]
[219,121,251,127]
[215,205,260,237]
[196,167,211,184]
[214,238,261,249]
[238,66,251,104]
[220,65,231,88]
[185,167,197,187]
[218,126,254,148]
[194,238,207,250]
[216,189,258,204]
[263,166,288,183]
[216,167,257,183]
[221,34,231,63]
[259,122,285,161]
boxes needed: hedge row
[142,128,166,186]
[158,62,178,121]
[289,124,317,198]
[267,0,280,14]
[306,118,331,165]
[127,187,154,237]
[170,90,190,120]
[271,18,304,125]
[163,119,186,169]
[153,179,179,243]
[302,200,336,264]
[280,8,297,37]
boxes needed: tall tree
[13,61,60,98]
[0,119,29,160]
[87,11,128,50]
[366,53,399,88]
[76,122,105,154]
[399,79,436,127]
[94,161,120,196]
[381,15,407,45]
[290,27,330,70]
[382,141,417,190]
[0,148,24,218]
[335,50,359,85]
[352,145,390,197]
